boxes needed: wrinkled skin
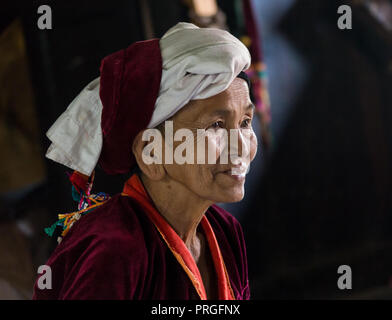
[160,77,258,203]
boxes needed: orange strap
[121,174,234,300]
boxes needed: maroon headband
[98,39,162,175]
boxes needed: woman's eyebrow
[205,103,255,118]
[196,102,255,123]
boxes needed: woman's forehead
[174,79,252,122]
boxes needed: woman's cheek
[205,131,225,164]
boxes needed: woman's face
[161,78,258,203]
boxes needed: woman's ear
[132,130,165,181]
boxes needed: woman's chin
[210,187,245,203]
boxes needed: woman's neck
[139,173,213,247]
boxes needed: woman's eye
[209,121,224,129]
[241,119,251,128]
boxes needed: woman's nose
[229,129,251,164]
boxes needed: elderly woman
[33,22,257,300]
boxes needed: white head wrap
[45,22,251,176]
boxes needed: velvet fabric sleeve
[32,195,148,300]
[57,235,141,299]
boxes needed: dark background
[1,0,392,299]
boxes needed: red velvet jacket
[32,191,250,300]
